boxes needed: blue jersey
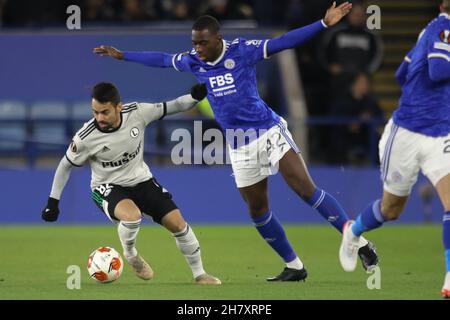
[393,13,450,137]
[171,38,280,133]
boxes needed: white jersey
[66,101,166,190]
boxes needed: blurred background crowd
[1,0,303,27]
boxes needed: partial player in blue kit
[94,2,378,281]
[339,0,450,299]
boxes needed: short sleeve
[428,26,450,62]
[240,39,270,65]
[172,51,194,72]
[136,102,166,125]
[65,133,89,167]
[404,47,415,63]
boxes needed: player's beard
[101,111,120,131]
[101,122,113,131]
[97,120,113,131]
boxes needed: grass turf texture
[0,225,445,300]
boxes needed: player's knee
[118,209,141,222]
[166,219,187,233]
[170,223,187,234]
[161,209,187,233]
[380,202,404,221]
[114,199,141,221]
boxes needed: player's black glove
[42,197,60,222]
[190,83,207,101]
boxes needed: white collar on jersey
[439,12,450,19]
[206,39,228,66]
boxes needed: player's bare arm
[323,1,353,27]
[93,45,124,60]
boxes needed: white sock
[173,224,205,278]
[118,219,141,260]
[286,257,304,270]
[444,272,450,289]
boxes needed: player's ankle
[124,248,138,260]
[286,257,304,270]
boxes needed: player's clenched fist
[41,197,60,222]
[93,45,124,60]
[190,83,208,101]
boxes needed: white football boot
[339,220,360,272]
[195,273,222,285]
[126,255,154,280]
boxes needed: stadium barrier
[0,165,442,224]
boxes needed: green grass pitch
[0,224,445,300]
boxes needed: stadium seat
[30,101,70,152]
[0,101,27,152]
[71,101,94,135]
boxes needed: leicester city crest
[224,59,235,69]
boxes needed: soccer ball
[87,246,123,283]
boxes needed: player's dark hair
[192,15,221,34]
[92,82,121,105]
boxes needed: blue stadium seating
[71,101,93,135]
[30,101,69,152]
[0,101,27,152]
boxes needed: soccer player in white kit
[41,82,221,285]
[339,1,450,298]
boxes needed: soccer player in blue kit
[339,1,450,298]
[94,2,378,281]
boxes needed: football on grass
[87,246,123,283]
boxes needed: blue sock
[306,188,349,233]
[352,200,385,237]
[443,212,450,272]
[252,211,297,263]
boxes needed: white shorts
[379,118,450,196]
[228,118,300,188]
